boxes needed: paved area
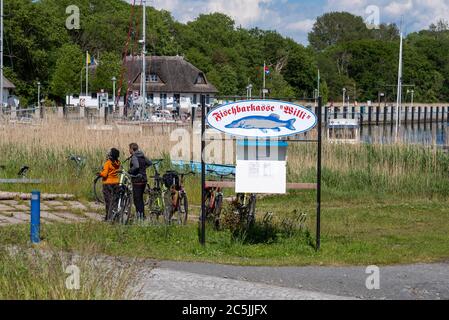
[0,199,103,226]
[140,268,353,300]
[153,260,449,300]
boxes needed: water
[360,123,449,147]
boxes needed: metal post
[0,0,3,115]
[200,95,206,245]
[141,0,146,110]
[112,76,116,113]
[30,191,40,244]
[316,97,322,251]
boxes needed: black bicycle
[233,193,257,230]
[107,169,137,224]
[205,170,235,230]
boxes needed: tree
[91,52,123,94]
[308,12,371,51]
[50,44,83,100]
[283,47,317,98]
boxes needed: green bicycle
[146,160,172,224]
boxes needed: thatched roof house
[125,55,217,95]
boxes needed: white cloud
[286,19,315,32]
[384,0,413,16]
[325,0,449,33]
[147,0,273,26]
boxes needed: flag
[86,51,96,66]
[264,65,270,75]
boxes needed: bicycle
[146,159,171,224]
[232,193,257,230]
[108,169,143,225]
[205,170,235,230]
[165,170,195,225]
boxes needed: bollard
[30,191,41,244]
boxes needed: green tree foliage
[50,44,83,100]
[90,52,123,93]
[3,1,449,105]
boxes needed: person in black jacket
[128,143,152,220]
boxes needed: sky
[130,0,449,44]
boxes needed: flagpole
[317,69,320,96]
[86,51,89,97]
[0,0,4,114]
[263,61,266,100]
[396,28,403,141]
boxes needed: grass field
[1,195,448,267]
[1,119,449,267]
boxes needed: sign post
[316,97,322,251]
[201,98,322,250]
[200,95,206,246]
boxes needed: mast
[141,0,146,107]
[396,20,404,140]
[263,61,266,100]
[0,0,4,113]
[86,51,89,96]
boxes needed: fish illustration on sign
[225,113,296,133]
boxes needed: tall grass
[1,119,448,201]
[0,245,142,300]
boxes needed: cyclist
[98,148,121,221]
[128,143,152,221]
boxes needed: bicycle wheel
[147,189,163,223]
[163,190,173,225]
[247,194,257,228]
[110,189,132,225]
[213,194,223,230]
[93,176,104,204]
[177,192,188,225]
[119,192,133,225]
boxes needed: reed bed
[0,119,448,201]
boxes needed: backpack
[163,171,180,189]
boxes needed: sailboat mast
[141,0,146,106]
[396,22,404,140]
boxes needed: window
[147,73,159,83]
[160,93,167,107]
[193,94,197,104]
[206,94,210,104]
[196,73,206,84]
[148,93,154,103]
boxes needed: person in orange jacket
[98,148,121,221]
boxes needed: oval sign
[207,100,317,138]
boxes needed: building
[2,75,16,106]
[125,55,218,109]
